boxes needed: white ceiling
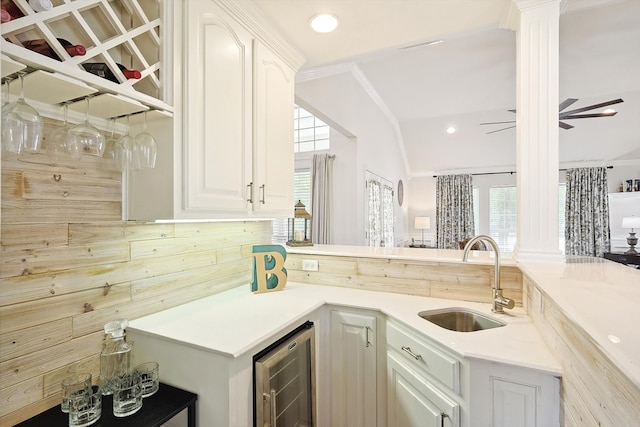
[252,0,640,176]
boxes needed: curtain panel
[565,167,610,257]
[436,174,475,249]
[311,154,335,244]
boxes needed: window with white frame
[294,106,330,152]
[489,186,518,252]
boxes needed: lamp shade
[622,216,640,229]
[415,216,431,230]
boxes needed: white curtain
[311,154,335,244]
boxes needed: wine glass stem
[84,97,90,122]
[18,73,25,100]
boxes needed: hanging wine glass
[68,97,105,157]
[103,118,119,170]
[113,115,133,172]
[1,78,24,154]
[46,103,72,161]
[3,73,43,153]
[133,111,157,168]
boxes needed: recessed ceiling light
[446,126,456,134]
[310,14,339,33]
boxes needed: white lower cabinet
[388,352,460,427]
[329,309,386,427]
[469,360,561,427]
[386,320,462,427]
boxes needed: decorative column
[509,0,563,261]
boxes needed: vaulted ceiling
[252,0,640,176]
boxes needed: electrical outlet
[302,259,319,272]
[533,287,543,313]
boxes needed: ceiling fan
[480,98,624,134]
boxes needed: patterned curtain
[382,183,394,247]
[565,167,610,257]
[366,179,381,247]
[311,154,335,244]
[436,174,475,249]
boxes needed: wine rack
[1,0,170,120]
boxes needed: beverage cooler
[254,321,316,427]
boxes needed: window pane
[272,171,311,243]
[489,186,517,252]
[315,139,330,151]
[299,141,315,152]
[473,187,480,234]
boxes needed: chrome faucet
[462,235,515,313]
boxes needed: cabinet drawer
[387,321,460,394]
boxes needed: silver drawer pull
[441,411,449,427]
[401,346,422,360]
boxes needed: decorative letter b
[251,245,288,294]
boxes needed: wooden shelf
[67,92,148,119]
[8,70,98,104]
[1,54,26,77]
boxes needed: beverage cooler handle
[263,389,277,427]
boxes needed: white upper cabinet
[128,0,304,220]
[182,0,253,214]
[252,40,295,215]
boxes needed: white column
[513,0,563,261]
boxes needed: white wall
[296,70,409,246]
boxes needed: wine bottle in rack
[1,7,11,22]
[82,63,142,83]
[22,38,86,61]
[1,0,24,19]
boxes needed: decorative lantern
[287,200,313,246]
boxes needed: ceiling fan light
[602,108,616,115]
[446,126,456,134]
[310,14,340,33]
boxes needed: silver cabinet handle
[441,411,449,427]
[263,389,277,426]
[365,326,372,347]
[259,184,265,204]
[401,346,422,360]
[247,182,253,203]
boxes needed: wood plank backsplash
[0,119,272,425]
[285,253,524,306]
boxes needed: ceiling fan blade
[559,121,574,130]
[562,112,618,120]
[559,98,579,112]
[560,98,623,116]
[507,109,516,113]
[485,125,516,134]
[480,121,516,125]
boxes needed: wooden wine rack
[0,0,171,121]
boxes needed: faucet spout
[461,235,514,313]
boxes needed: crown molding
[214,0,306,71]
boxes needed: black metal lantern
[286,200,313,246]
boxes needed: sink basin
[418,307,506,332]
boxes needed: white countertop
[129,282,562,376]
[286,244,517,267]
[518,257,640,387]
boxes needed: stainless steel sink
[418,307,506,332]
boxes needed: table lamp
[621,216,640,254]
[415,217,431,248]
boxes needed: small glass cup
[134,362,159,398]
[68,388,101,427]
[113,373,143,417]
[61,373,92,413]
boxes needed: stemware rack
[1,0,171,125]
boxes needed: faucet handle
[495,294,515,310]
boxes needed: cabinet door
[330,310,377,427]
[252,40,295,216]
[183,0,253,213]
[387,352,459,427]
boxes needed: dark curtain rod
[433,165,613,178]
